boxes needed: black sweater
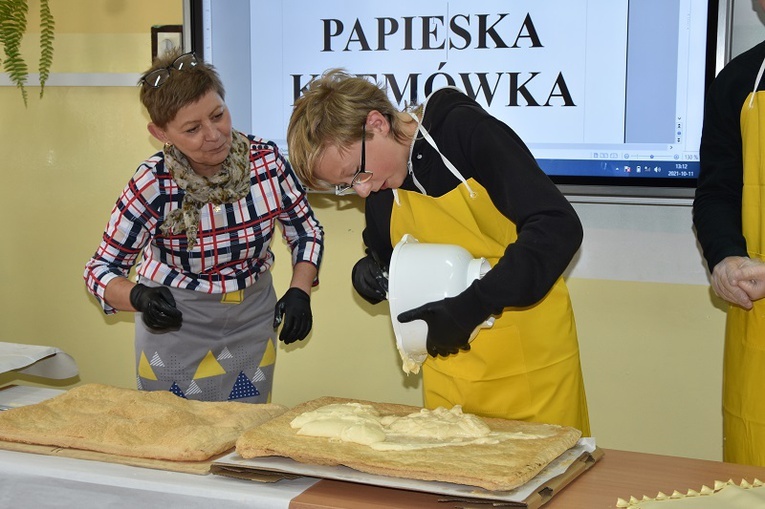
[694,40,765,270]
[363,88,582,329]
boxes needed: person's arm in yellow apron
[693,52,752,290]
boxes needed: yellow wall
[0,0,728,462]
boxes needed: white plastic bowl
[388,234,494,373]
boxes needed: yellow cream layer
[290,402,551,451]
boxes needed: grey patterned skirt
[134,272,277,403]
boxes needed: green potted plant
[0,0,54,105]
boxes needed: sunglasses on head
[141,52,199,89]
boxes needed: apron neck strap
[748,55,765,109]
[408,112,476,197]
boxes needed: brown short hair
[287,69,409,190]
[138,50,225,128]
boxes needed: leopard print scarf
[160,130,251,249]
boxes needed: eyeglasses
[141,52,199,88]
[335,125,373,195]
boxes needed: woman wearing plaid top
[84,51,324,403]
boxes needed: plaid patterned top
[84,135,324,314]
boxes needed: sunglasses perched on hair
[141,52,199,88]
[335,125,374,195]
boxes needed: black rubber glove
[397,297,476,357]
[129,284,183,332]
[351,252,388,305]
[273,288,312,344]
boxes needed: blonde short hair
[138,50,225,128]
[287,69,409,190]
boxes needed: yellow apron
[723,59,765,464]
[390,171,589,433]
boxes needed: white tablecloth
[0,449,319,509]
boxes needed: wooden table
[3,384,764,508]
[289,448,765,508]
[543,448,765,508]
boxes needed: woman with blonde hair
[288,69,588,433]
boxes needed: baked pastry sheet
[235,396,582,491]
[0,383,287,463]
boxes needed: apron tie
[748,55,765,109]
[407,112,477,198]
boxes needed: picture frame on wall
[151,25,183,60]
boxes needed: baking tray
[212,438,602,508]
